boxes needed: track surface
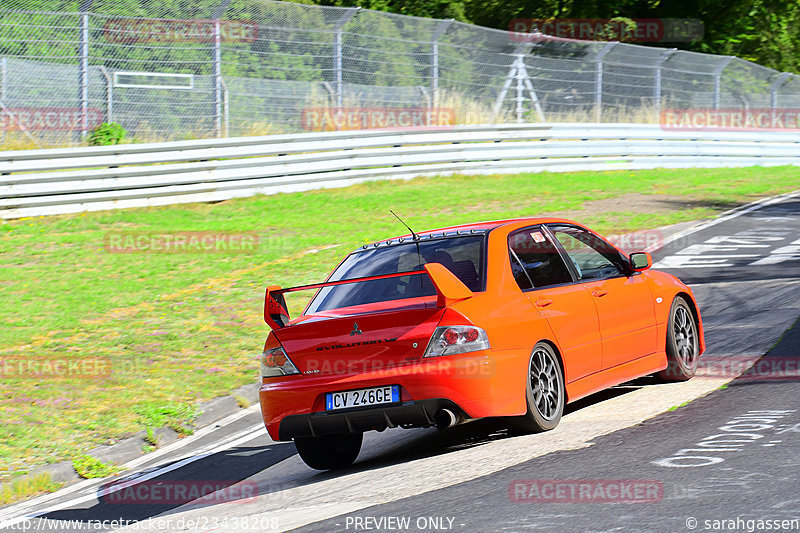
[1,191,799,532]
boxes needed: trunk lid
[273,299,444,375]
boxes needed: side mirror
[629,252,653,272]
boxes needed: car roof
[355,217,582,251]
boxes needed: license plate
[326,385,400,411]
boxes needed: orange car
[259,218,704,469]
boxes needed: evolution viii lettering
[316,338,399,352]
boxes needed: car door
[546,224,658,370]
[508,226,602,383]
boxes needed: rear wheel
[514,342,565,433]
[658,296,699,381]
[294,432,363,470]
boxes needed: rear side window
[306,236,484,313]
[508,228,573,290]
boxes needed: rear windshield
[305,235,485,314]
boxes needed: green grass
[668,399,693,411]
[72,455,121,479]
[1,165,799,476]
[135,401,198,436]
[0,473,63,505]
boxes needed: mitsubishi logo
[350,323,363,336]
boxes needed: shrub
[87,123,127,146]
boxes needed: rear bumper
[259,349,527,441]
[277,398,466,440]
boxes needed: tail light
[261,346,300,377]
[424,325,490,358]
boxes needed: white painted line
[0,405,262,520]
[0,405,268,527]
[646,189,800,254]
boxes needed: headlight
[423,325,490,358]
[261,346,300,377]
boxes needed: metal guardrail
[2,123,800,219]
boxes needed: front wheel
[658,296,699,381]
[294,432,363,470]
[513,342,565,433]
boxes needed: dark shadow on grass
[654,197,745,212]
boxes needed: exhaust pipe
[434,408,459,430]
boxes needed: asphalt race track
[1,191,799,533]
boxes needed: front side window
[508,227,573,290]
[306,235,484,313]
[549,225,625,281]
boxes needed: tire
[294,432,363,470]
[513,342,565,433]
[658,296,699,381]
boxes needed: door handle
[536,299,553,307]
[592,289,608,297]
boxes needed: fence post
[654,49,676,117]
[594,42,616,122]
[213,20,223,137]
[98,66,113,123]
[1,57,5,143]
[78,9,91,138]
[514,56,526,123]
[712,56,734,109]
[211,0,231,137]
[431,19,453,108]
[770,72,792,110]
[220,77,229,137]
[334,8,359,108]
[0,57,6,104]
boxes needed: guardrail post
[594,42,617,122]
[334,8,359,108]
[712,56,735,109]
[654,49,676,117]
[78,8,91,139]
[770,72,792,110]
[430,19,453,107]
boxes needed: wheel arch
[534,338,570,403]
[674,291,705,354]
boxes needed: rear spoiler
[263,262,472,330]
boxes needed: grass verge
[1,165,799,478]
[0,473,63,505]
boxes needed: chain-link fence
[1,0,799,144]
